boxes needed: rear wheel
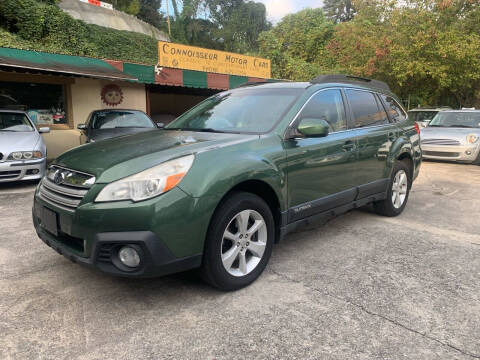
[374,160,411,217]
[201,192,275,291]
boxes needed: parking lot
[0,161,479,359]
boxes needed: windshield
[408,111,438,122]
[166,88,302,133]
[429,112,480,128]
[90,110,154,130]
[0,112,34,132]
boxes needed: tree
[323,0,355,23]
[258,8,334,80]
[137,0,166,31]
[207,0,271,52]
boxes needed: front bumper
[422,144,480,162]
[0,158,46,182]
[32,185,213,278]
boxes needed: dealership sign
[158,41,271,79]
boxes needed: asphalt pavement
[0,161,479,359]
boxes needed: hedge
[0,0,158,64]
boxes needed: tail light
[414,122,420,134]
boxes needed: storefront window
[0,81,67,126]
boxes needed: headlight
[7,151,43,161]
[466,134,478,144]
[95,155,194,202]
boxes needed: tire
[472,151,480,165]
[373,160,412,217]
[201,192,275,291]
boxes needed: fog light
[466,151,472,155]
[118,246,141,268]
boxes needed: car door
[344,89,397,198]
[284,88,358,223]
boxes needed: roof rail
[311,74,391,91]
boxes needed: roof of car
[441,110,480,113]
[409,107,451,112]
[0,109,27,113]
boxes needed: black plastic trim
[288,187,357,223]
[33,211,202,278]
[279,191,387,241]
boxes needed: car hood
[55,130,256,183]
[89,127,155,142]
[421,127,480,143]
[0,131,40,155]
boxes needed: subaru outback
[33,75,421,291]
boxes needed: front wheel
[374,160,411,217]
[201,192,275,291]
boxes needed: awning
[0,47,137,81]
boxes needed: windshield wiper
[188,128,225,133]
[163,127,225,133]
[447,125,474,128]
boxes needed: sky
[256,0,324,22]
[162,0,324,23]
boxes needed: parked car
[0,110,49,183]
[408,107,451,128]
[33,75,421,290]
[78,109,159,143]
[421,110,480,164]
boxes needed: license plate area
[41,207,58,236]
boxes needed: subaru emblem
[54,170,65,185]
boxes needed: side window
[346,89,389,128]
[380,94,407,122]
[297,89,347,132]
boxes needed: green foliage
[0,0,158,64]
[259,0,480,107]
[258,9,334,80]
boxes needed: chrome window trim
[284,87,348,139]
[284,86,397,139]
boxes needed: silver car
[421,110,480,164]
[0,110,50,182]
[408,107,451,128]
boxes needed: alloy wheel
[221,209,268,277]
[392,169,408,209]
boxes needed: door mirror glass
[77,123,87,130]
[297,118,329,137]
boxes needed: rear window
[346,90,388,128]
[90,110,154,130]
[381,95,407,122]
[0,113,34,132]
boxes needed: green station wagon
[33,75,421,290]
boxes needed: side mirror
[38,127,50,134]
[297,118,330,137]
[156,122,165,128]
[77,124,87,130]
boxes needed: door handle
[342,140,355,151]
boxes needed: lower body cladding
[422,144,480,163]
[32,186,212,278]
[0,158,46,182]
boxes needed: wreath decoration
[101,84,123,106]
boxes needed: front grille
[0,170,21,179]
[38,166,95,212]
[423,151,460,157]
[421,138,461,146]
[56,232,85,253]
